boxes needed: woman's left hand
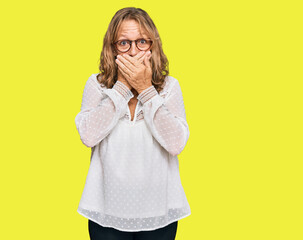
[115,51,153,94]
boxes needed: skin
[114,19,153,120]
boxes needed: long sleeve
[75,75,134,148]
[137,77,189,156]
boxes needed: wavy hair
[96,7,169,94]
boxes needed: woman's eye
[140,39,146,44]
[120,41,127,45]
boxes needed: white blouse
[75,73,191,232]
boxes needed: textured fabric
[75,73,191,232]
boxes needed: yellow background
[1,0,302,239]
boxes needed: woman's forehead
[118,33,148,39]
[117,20,148,38]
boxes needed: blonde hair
[96,7,169,93]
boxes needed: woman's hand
[117,67,132,90]
[115,51,153,94]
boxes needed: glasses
[113,38,153,53]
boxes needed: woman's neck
[131,88,139,97]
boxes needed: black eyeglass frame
[112,38,153,53]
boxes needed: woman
[75,7,191,240]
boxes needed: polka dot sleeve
[137,77,190,156]
[75,75,134,148]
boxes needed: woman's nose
[128,41,139,56]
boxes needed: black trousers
[88,220,178,240]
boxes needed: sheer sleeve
[137,77,190,156]
[75,75,134,148]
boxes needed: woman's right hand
[117,68,132,90]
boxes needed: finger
[133,51,146,61]
[117,55,136,73]
[137,51,148,63]
[117,64,130,80]
[144,52,152,67]
[139,51,151,63]
[116,59,131,77]
[122,54,142,67]
[116,57,135,74]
